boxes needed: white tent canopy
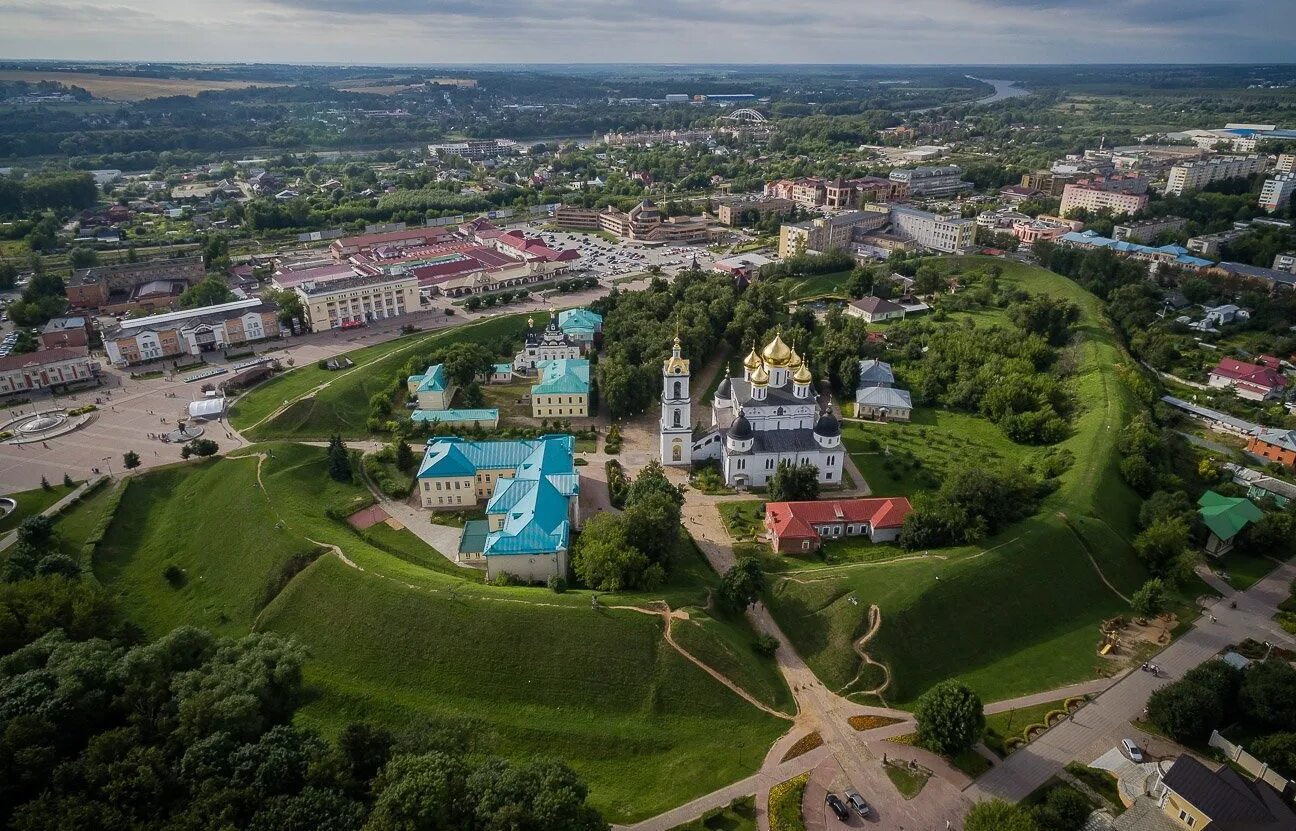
[187,397,226,420]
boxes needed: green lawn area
[480,377,537,422]
[671,611,796,715]
[1065,762,1122,809]
[767,257,1153,709]
[766,773,808,831]
[0,481,79,532]
[230,315,530,440]
[984,698,1068,756]
[86,443,789,823]
[884,762,929,799]
[49,479,123,562]
[782,270,852,301]
[843,408,1034,499]
[718,500,766,543]
[1215,550,1281,590]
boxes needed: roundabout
[0,409,91,445]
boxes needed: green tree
[16,515,53,548]
[1147,677,1226,742]
[622,490,681,565]
[394,441,415,473]
[1250,732,1296,780]
[366,752,470,831]
[767,460,820,503]
[914,680,985,755]
[177,275,236,309]
[1131,578,1167,617]
[718,557,766,613]
[123,450,141,469]
[1133,517,1190,577]
[327,435,352,483]
[39,475,51,491]
[570,513,652,592]
[62,473,73,488]
[68,247,98,269]
[965,799,1038,831]
[1031,786,1089,831]
[1240,660,1296,731]
[0,262,17,290]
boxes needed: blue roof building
[531,358,591,417]
[419,435,581,582]
[557,308,603,344]
[1059,230,1214,269]
[408,362,500,427]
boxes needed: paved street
[971,557,1296,803]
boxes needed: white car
[1122,738,1144,763]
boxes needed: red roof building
[1208,357,1288,401]
[764,497,913,552]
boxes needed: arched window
[673,380,682,399]
[672,443,682,462]
[673,409,682,428]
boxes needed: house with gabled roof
[764,497,913,551]
[854,358,913,422]
[1246,428,1296,469]
[416,435,580,581]
[1137,754,1296,831]
[1208,358,1288,401]
[406,363,499,429]
[1197,490,1263,556]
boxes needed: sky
[1,0,1294,65]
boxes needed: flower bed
[849,715,904,731]
[780,731,823,763]
[768,773,809,831]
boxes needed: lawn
[766,257,1152,708]
[1215,549,1281,590]
[671,611,797,715]
[230,315,530,439]
[0,480,79,532]
[718,500,766,543]
[767,773,808,831]
[843,408,1033,499]
[782,270,853,301]
[884,762,929,799]
[480,378,537,422]
[86,443,789,823]
[668,796,756,831]
[984,698,1069,756]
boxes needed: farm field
[766,257,1156,707]
[85,442,790,822]
[0,70,282,100]
[230,314,530,439]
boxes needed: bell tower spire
[660,334,692,466]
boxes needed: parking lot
[511,219,726,280]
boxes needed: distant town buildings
[1060,175,1150,217]
[67,255,205,314]
[887,164,973,198]
[294,272,420,332]
[427,139,518,160]
[778,205,972,258]
[764,176,897,209]
[1164,155,1268,196]
[1113,216,1187,244]
[552,200,719,244]
[39,316,91,350]
[0,347,99,396]
[1208,356,1287,401]
[1058,230,1213,269]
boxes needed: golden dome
[793,361,812,384]
[761,333,793,367]
[750,362,770,386]
[742,347,762,370]
[788,347,803,369]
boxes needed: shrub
[767,773,809,831]
[163,564,186,587]
[915,680,985,755]
[490,572,520,587]
[546,574,567,593]
[752,634,779,657]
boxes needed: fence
[1209,730,1292,794]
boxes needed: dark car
[826,793,850,822]
[845,789,870,817]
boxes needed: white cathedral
[660,333,844,489]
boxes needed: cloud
[0,0,1292,63]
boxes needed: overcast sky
[1,0,1293,64]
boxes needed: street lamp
[101,456,114,479]
[1264,641,1274,661]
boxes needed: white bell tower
[660,335,692,466]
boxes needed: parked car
[1122,738,1144,763]
[844,789,870,817]
[825,793,850,822]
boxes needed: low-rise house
[854,359,913,422]
[530,359,590,418]
[1246,428,1296,468]
[845,296,906,324]
[1197,490,1263,557]
[406,363,499,429]
[477,363,514,384]
[764,497,914,551]
[39,316,91,350]
[416,435,581,582]
[1223,462,1296,508]
[1144,754,1296,831]
[1208,357,1288,401]
[0,347,99,396]
[556,308,603,346]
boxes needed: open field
[230,314,530,440]
[766,257,1155,707]
[86,442,789,822]
[0,70,282,100]
[0,480,78,532]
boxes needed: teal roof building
[408,363,448,394]
[531,358,590,396]
[558,308,603,343]
[419,435,581,582]
[1198,490,1263,556]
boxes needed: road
[970,557,1296,803]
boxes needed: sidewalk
[0,474,108,553]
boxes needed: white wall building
[888,205,975,253]
[1260,174,1296,213]
[1165,155,1268,196]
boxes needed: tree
[68,247,98,269]
[123,450,141,469]
[1250,732,1296,780]
[767,460,819,503]
[177,275,236,309]
[366,752,470,831]
[39,475,51,491]
[1239,660,1296,731]
[327,435,352,483]
[1031,786,1090,831]
[1007,295,1080,346]
[16,515,53,548]
[1147,676,1226,742]
[62,473,73,488]
[622,490,681,565]
[1133,517,1190,577]
[914,680,985,755]
[0,262,16,290]
[626,460,683,508]
[1130,578,1167,617]
[180,438,219,459]
[570,513,651,592]
[965,799,1038,831]
[394,441,415,473]
[718,557,766,613]
[34,553,80,578]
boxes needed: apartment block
[1259,174,1296,213]
[1273,251,1296,274]
[295,272,420,332]
[1278,154,1296,175]
[717,197,795,226]
[777,209,889,257]
[1113,216,1187,243]
[1188,229,1247,259]
[887,205,975,253]
[1060,180,1150,217]
[1164,155,1268,196]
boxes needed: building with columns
[667,333,844,488]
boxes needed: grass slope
[767,257,1150,707]
[230,315,528,438]
[90,443,789,822]
[0,481,78,532]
